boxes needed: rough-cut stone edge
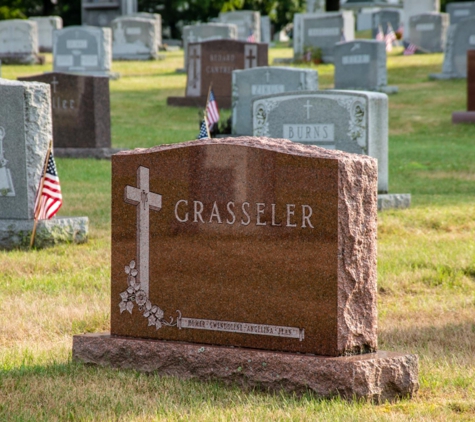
[73,333,419,402]
[378,194,411,211]
[54,148,126,159]
[114,137,378,356]
[0,216,88,250]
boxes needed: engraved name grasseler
[119,165,305,341]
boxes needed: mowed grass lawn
[1,46,475,421]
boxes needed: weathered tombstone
[252,90,388,193]
[167,39,268,109]
[0,78,88,249]
[29,16,63,52]
[182,23,238,71]
[0,20,41,64]
[408,13,449,53]
[403,0,440,40]
[53,26,115,78]
[430,16,475,79]
[452,50,475,123]
[232,67,319,136]
[129,12,162,47]
[446,1,475,26]
[371,9,401,39]
[81,0,137,27]
[260,16,271,44]
[218,10,261,42]
[18,72,118,158]
[73,136,419,400]
[334,40,398,94]
[293,12,355,63]
[111,16,159,60]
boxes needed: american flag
[34,150,62,220]
[247,30,255,43]
[197,119,209,139]
[385,22,397,52]
[206,89,220,129]
[376,25,384,41]
[404,42,417,56]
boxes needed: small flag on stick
[247,30,256,43]
[197,119,209,139]
[376,25,384,41]
[403,42,417,56]
[385,22,397,52]
[206,88,220,130]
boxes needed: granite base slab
[0,217,88,250]
[452,111,475,124]
[379,86,399,95]
[54,71,121,80]
[54,148,127,159]
[378,194,411,211]
[72,333,419,402]
[272,58,294,64]
[167,96,232,109]
[429,73,465,80]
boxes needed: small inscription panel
[251,84,285,95]
[283,124,335,146]
[67,39,88,49]
[81,55,98,67]
[416,23,435,32]
[126,27,142,35]
[454,9,470,17]
[342,54,370,65]
[308,27,339,37]
[56,55,73,67]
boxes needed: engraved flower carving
[125,260,139,290]
[135,290,147,307]
[119,287,135,314]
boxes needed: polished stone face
[468,50,475,111]
[111,137,378,357]
[19,73,111,149]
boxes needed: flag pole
[30,139,53,248]
[204,83,213,138]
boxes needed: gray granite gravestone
[129,13,162,47]
[0,78,88,249]
[53,26,115,78]
[371,9,401,39]
[232,67,318,136]
[182,23,238,71]
[408,13,448,53]
[218,11,261,42]
[29,16,62,52]
[81,0,137,27]
[403,0,440,40]
[334,40,398,94]
[293,12,355,63]
[260,16,271,44]
[446,2,475,26]
[430,16,475,79]
[0,20,40,64]
[111,16,159,60]
[18,72,120,159]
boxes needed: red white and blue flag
[34,151,62,220]
[376,25,384,41]
[206,89,220,128]
[197,119,209,139]
[385,22,397,52]
[247,30,256,43]
[404,42,417,56]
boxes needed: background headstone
[129,12,162,47]
[0,20,40,64]
[232,66,318,136]
[81,0,137,27]
[334,40,397,94]
[307,0,325,13]
[111,16,159,60]
[182,23,238,71]
[252,90,388,193]
[18,73,112,153]
[293,12,355,62]
[53,26,113,77]
[167,39,268,108]
[371,9,401,38]
[408,13,449,53]
[430,16,475,79]
[29,16,63,52]
[446,1,475,26]
[218,11,261,42]
[403,0,440,40]
[260,16,271,44]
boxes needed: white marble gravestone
[446,2,475,26]
[218,10,261,42]
[252,90,389,194]
[29,16,63,52]
[430,16,475,79]
[293,12,355,62]
[232,67,318,136]
[408,13,449,53]
[111,16,159,60]
[182,23,238,71]
[0,20,40,64]
[129,13,162,47]
[53,26,113,77]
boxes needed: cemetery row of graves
[1,2,475,420]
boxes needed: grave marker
[218,11,261,42]
[446,1,475,26]
[371,9,401,39]
[29,16,63,52]
[0,20,41,64]
[81,0,137,27]
[408,13,448,53]
[403,0,440,40]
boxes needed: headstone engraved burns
[73,137,418,400]
[0,20,41,64]
[167,39,268,109]
[18,72,116,158]
[0,78,88,249]
[232,66,319,136]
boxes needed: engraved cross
[51,76,59,94]
[124,166,162,297]
[190,46,200,89]
[246,48,257,68]
[187,31,196,43]
[304,100,313,119]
